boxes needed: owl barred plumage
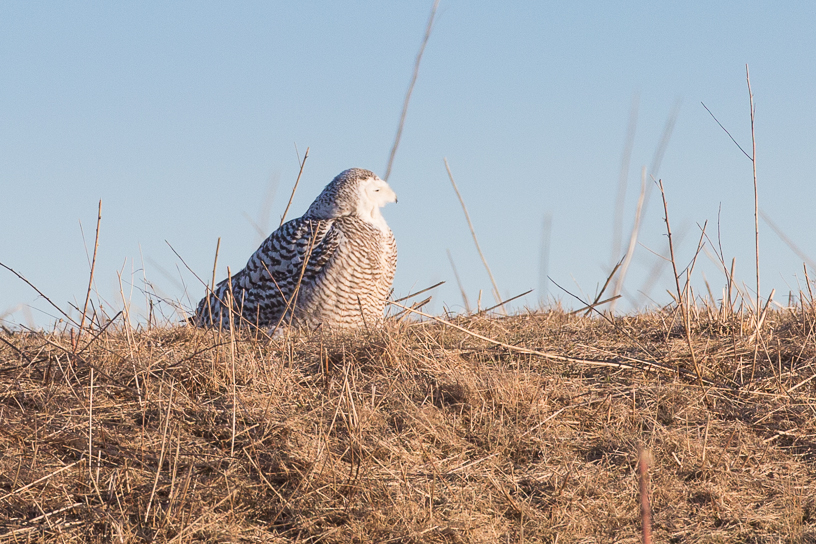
[194,168,397,330]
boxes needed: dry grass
[2,304,816,543]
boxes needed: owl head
[306,168,397,228]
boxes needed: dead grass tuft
[2,306,816,542]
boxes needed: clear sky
[2,2,815,327]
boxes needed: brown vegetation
[2,304,816,543]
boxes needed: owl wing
[195,217,339,328]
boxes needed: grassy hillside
[1,307,815,542]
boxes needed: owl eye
[375,189,380,192]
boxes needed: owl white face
[357,175,397,231]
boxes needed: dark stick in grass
[638,446,653,544]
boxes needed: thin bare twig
[569,295,622,316]
[227,266,238,457]
[275,222,321,335]
[444,158,505,314]
[479,289,533,315]
[635,228,689,309]
[0,335,34,366]
[588,257,624,317]
[77,201,101,347]
[393,281,445,303]
[393,295,433,322]
[0,262,80,327]
[746,65,760,329]
[88,366,94,487]
[164,241,273,340]
[384,0,440,181]
[701,102,752,160]
[751,289,775,345]
[206,237,221,326]
[549,276,668,365]
[447,250,472,313]
[77,310,123,355]
[684,222,709,308]
[281,147,310,227]
[658,179,706,394]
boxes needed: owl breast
[296,216,397,329]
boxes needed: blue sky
[2,2,815,326]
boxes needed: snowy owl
[194,168,397,331]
